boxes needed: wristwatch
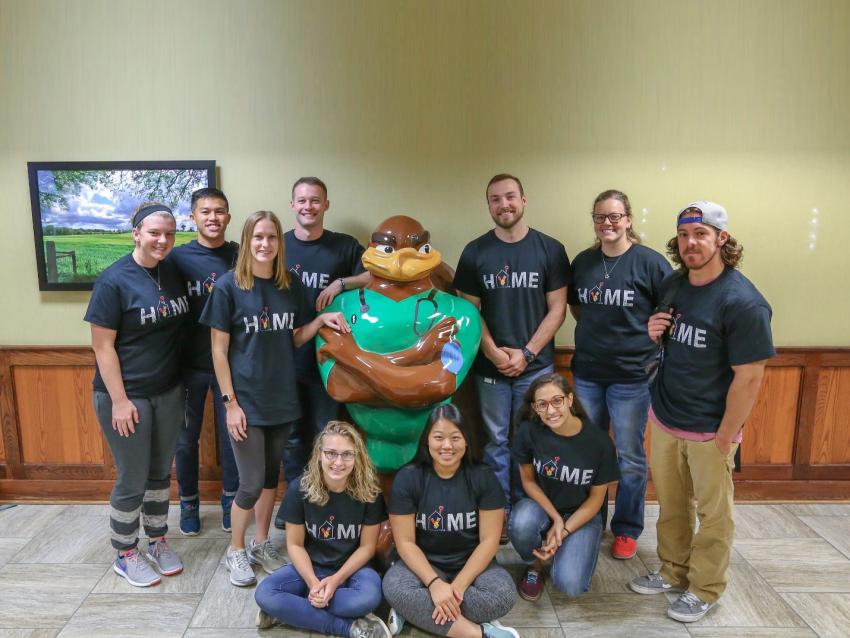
[222,393,236,405]
[522,347,537,364]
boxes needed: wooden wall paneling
[810,367,850,465]
[14,366,104,465]
[0,349,24,478]
[793,352,822,472]
[198,391,221,481]
[740,366,801,466]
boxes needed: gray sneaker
[255,608,279,629]
[113,549,161,587]
[668,591,715,622]
[629,571,683,595]
[349,613,392,638]
[225,546,257,586]
[481,620,520,638]
[248,538,288,574]
[146,537,183,576]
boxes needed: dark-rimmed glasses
[532,395,566,412]
[591,212,626,224]
[322,449,356,462]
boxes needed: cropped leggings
[230,423,292,510]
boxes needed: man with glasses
[629,202,774,623]
[454,173,571,542]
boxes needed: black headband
[133,204,174,228]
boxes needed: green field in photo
[43,231,195,283]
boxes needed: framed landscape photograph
[28,160,216,291]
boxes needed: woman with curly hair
[254,421,390,637]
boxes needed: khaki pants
[650,422,737,603]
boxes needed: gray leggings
[94,384,184,551]
[382,560,517,636]
[230,423,292,509]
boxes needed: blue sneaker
[481,621,520,638]
[221,493,234,532]
[179,498,201,536]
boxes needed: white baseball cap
[677,201,728,231]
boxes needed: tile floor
[0,502,848,637]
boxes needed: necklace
[139,263,161,291]
[601,250,624,279]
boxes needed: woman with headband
[85,201,190,587]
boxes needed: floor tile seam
[795,516,850,561]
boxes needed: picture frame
[28,160,216,291]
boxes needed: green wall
[2,0,848,346]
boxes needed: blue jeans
[255,564,382,637]
[508,497,603,597]
[282,381,340,483]
[476,365,554,507]
[175,369,239,499]
[572,376,650,539]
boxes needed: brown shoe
[517,567,544,601]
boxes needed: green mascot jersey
[317,287,481,472]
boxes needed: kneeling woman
[383,404,519,638]
[509,373,619,601]
[255,421,390,637]
[201,210,349,587]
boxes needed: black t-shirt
[453,228,571,379]
[389,463,505,572]
[513,418,620,517]
[651,267,775,433]
[84,254,189,397]
[284,230,365,382]
[167,240,239,371]
[282,477,387,570]
[199,272,314,426]
[568,244,672,383]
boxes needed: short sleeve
[291,278,316,329]
[544,238,571,292]
[452,243,479,297]
[648,253,674,306]
[725,302,775,366]
[471,465,506,511]
[512,421,535,465]
[388,465,420,515]
[282,479,306,524]
[363,495,388,525]
[349,238,366,276]
[199,279,233,331]
[84,278,121,329]
[593,435,621,486]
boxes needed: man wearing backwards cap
[628,201,774,622]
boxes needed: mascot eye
[376,244,394,254]
[418,243,432,254]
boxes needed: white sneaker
[225,546,257,586]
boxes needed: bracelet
[426,575,440,589]
[338,278,346,291]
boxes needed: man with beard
[454,174,571,542]
[629,201,774,623]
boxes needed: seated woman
[383,404,519,638]
[508,373,620,601]
[254,420,390,637]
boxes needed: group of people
[84,172,774,637]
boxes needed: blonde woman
[255,421,390,637]
[200,211,349,587]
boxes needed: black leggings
[230,423,292,509]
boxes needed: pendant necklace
[601,250,624,280]
[139,263,161,291]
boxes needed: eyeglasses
[322,449,356,462]
[591,213,627,224]
[532,395,567,412]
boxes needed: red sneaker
[612,535,637,559]
[517,568,544,601]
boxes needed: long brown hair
[665,232,744,271]
[514,373,587,427]
[591,189,641,248]
[233,210,291,290]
